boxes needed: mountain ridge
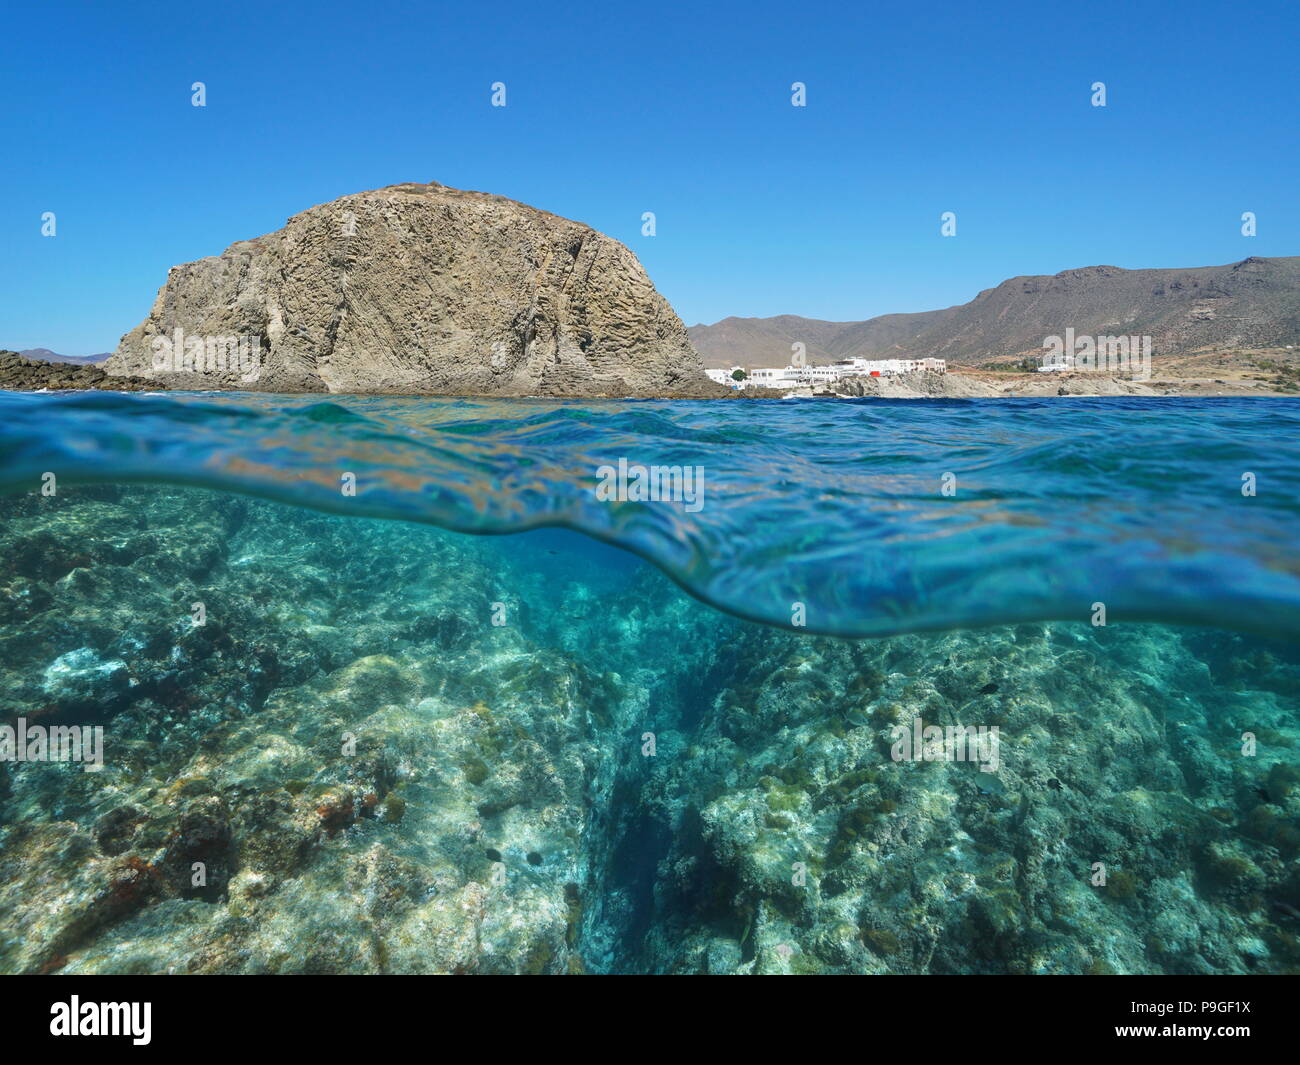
[18,348,111,365]
[689,256,1300,368]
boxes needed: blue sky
[2,0,1296,354]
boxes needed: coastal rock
[0,350,156,392]
[828,370,1160,399]
[104,182,723,397]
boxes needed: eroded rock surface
[105,182,722,397]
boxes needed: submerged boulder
[104,182,722,397]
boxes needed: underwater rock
[92,804,149,857]
[1,486,1298,975]
[41,648,130,717]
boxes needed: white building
[829,357,946,378]
[747,366,801,389]
[705,366,748,389]
[1037,352,1076,372]
[795,365,843,386]
[740,357,947,390]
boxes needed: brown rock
[105,181,726,397]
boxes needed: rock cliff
[105,182,721,397]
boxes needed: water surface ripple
[2,390,1298,638]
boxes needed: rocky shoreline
[0,350,157,392]
[758,369,1296,400]
[3,351,1281,400]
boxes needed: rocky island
[102,182,724,398]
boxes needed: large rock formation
[105,182,721,396]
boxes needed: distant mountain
[19,348,111,365]
[689,256,1300,368]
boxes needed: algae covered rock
[1,484,1298,975]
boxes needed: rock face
[4,485,1298,974]
[104,182,720,397]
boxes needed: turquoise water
[3,391,1300,637]
[1,391,1298,974]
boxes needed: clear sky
[2,0,1296,354]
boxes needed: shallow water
[0,392,1297,974]
[4,391,1300,636]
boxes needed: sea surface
[4,391,1300,637]
[1,390,1298,974]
